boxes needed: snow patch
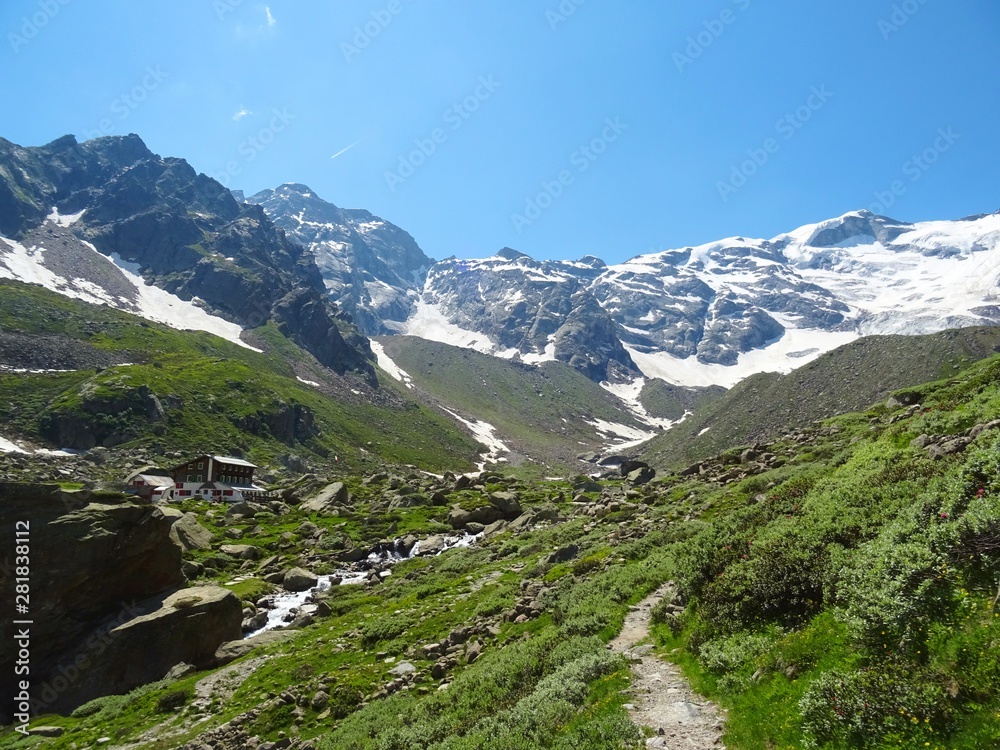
[296,376,320,387]
[402,299,498,354]
[46,207,86,227]
[0,236,261,352]
[370,340,413,388]
[585,418,658,452]
[600,377,677,431]
[625,328,859,389]
[442,407,510,470]
[0,436,29,453]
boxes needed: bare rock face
[46,586,243,713]
[0,483,239,719]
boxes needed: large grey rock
[41,586,241,716]
[627,466,656,486]
[283,567,319,592]
[544,544,580,565]
[418,535,447,556]
[216,627,298,666]
[0,484,185,721]
[302,481,349,513]
[162,508,214,551]
[489,491,522,518]
[448,504,502,529]
[221,544,262,560]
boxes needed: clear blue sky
[1,1,997,264]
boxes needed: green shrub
[799,662,953,748]
[698,631,774,676]
[359,612,415,647]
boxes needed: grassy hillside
[7,351,1000,748]
[378,336,650,470]
[649,352,1000,748]
[0,280,481,474]
[639,327,1000,470]
[638,379,727,421]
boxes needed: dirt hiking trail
[610,583,727,749]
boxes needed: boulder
[226,502,255,519]
[388,661,417,676]
[0,484,185,721]
[489,492,523,518]
[42,586,241,715]
[448,507,474,529]
[507,512,535,532]
[220,544,262,561]
[283,567,319,592]
[483,520,507,537]
[302,481,349,514]
[627,466,656,486]
[418,535,447,556]
[215,629,297,666]
[544,544,580,565]
[619,459,649,477]
[598,454,629,467]
[163,509,214,551]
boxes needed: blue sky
[1,1,998,264]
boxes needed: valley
[1,133,1000,749]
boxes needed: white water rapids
[247,531,483,636]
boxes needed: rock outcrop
[0,483,240,719]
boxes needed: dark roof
[169,454,257,472]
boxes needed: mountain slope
[407,210,1000,385]
[0,280,481,476]
[13,343,1000,749]
[247,184,433,336]
[0,134,373,378]
[638,325,1000,469]
[374,335,667,471]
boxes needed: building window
[197,461,204,469]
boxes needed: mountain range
[248,182,1000,389]
[2,133,1000,465]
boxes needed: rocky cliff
[0,484,241,719]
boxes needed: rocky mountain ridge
[247,184,432,336]
[0,135,373,379]
[253,186,1000,386]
